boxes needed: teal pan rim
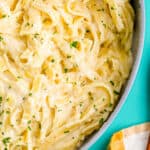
[81,0,145,149]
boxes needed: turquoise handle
[90,0,150,149]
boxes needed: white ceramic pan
[81,0,145,149]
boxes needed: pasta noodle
[0,0,134,149]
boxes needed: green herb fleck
[28,126,31,131]
[0,110,4,116]
[2,137,11,146]
[17,76,21,79]
[34,33,39,38]
[94,77,97,80]
[6,111,10,114]
[99,118,104,125]
[2,14,6,18]
[22,97,26,100]
[97,8,104,11]
[0,36,3,42]
[67,55,71,59]
[70,41,78,48]
[104,109,107,112]
[88,92,94,100]
[27,120,31,124]
[32,115,35,118]
[39,123,41,129]
[114,90,120,95]
[53,31,57,34]
[109,103,113,107]
[6,98,9,101]
[93,104,98,111]
[66,77,69,82]
[64,68,68,73]
[29,93,32,96]
[51,59,55,63]
[111,6,115,10]
[58,109,62,112]
[0,97,2,103]
[110,81,114,86]
[8,85,12,89]
[25,22,30,27]
[64,130,70,133]
[79,102,83,107]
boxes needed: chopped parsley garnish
[39,123,41,129]
[99,118,104,125]
[0,36,3,42]
[104,109,107,112]
[6,111,10,114]
[88,91,94,100]
[64,68,68,73]
[103,23,106,28]
[66,77,69,82]
[25,22,30,27]
[2,137,11,146]
[32,115,36,118]
[97,8,104,11]
[93,104,98,111]
[64,130,70,133]
[17,76,21,79]
[58,109,62,112]
[0,97,2,104]
[80,81,86,87]
[0,110,4,116]
[0,122,2,125]
[28,126,31,131]
[34,33,39,38]
[2,14,6,18]
[72,82,77,86]
[53,31,57,34]
[28,93,32,96]
[67,55,71,59]
[27,120,31,124]
[26,22,33,27]
[114,90,120,95]
[22,97,26,100]
[109,103,113,107]
[6,98,9,101]
[102,98,105,101]
[51,59,55,63]
[79,102,83,107]
[101,20,106,28]
[110,81,114,86]
[111,6,115,10]
[70,41,78,48]
[8,85,12,89]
